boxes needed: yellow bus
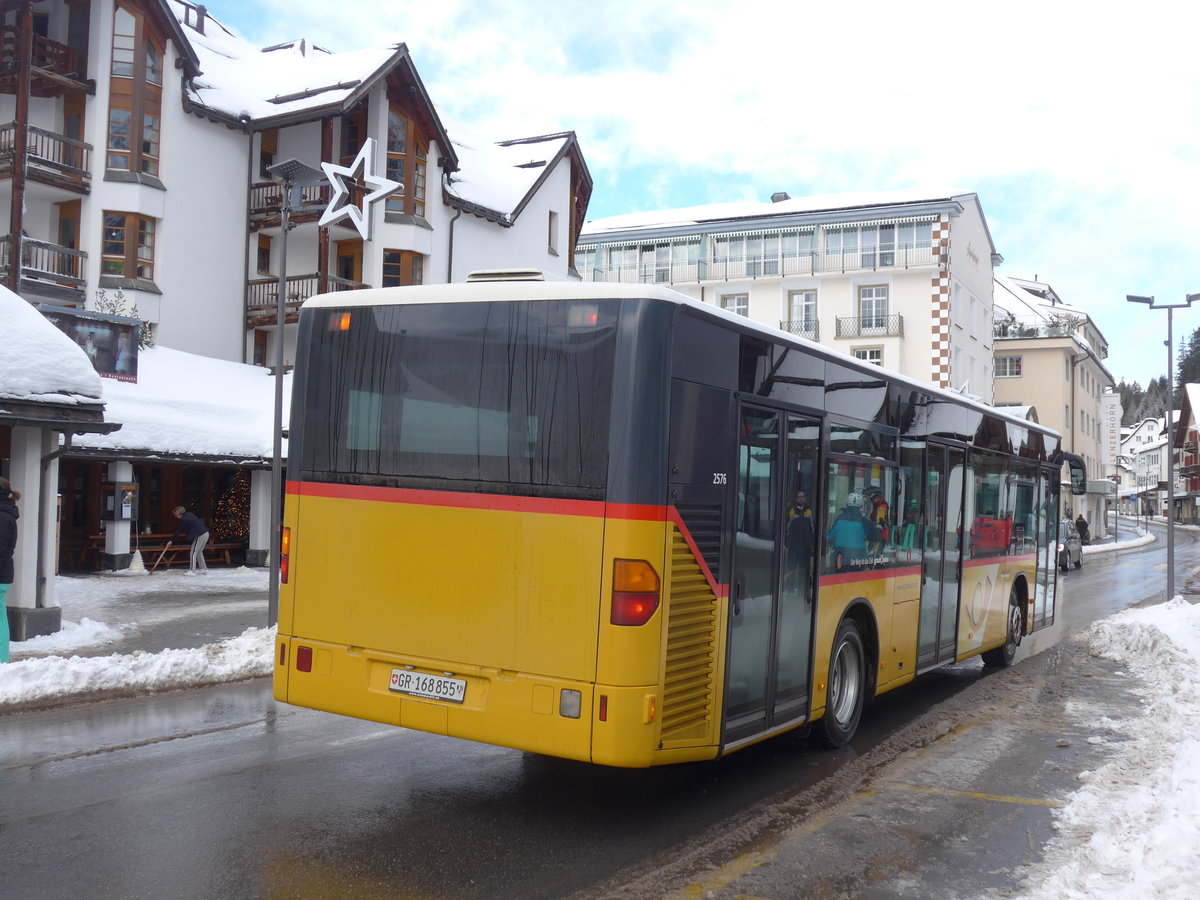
[273,275,1085,767]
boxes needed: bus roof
[303,280,1061,442]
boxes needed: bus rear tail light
[611,559,660,626]
[280,526,291,584]
[296,645,313,673]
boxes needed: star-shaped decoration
[318,137,403,240]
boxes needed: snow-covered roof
[71,346,289,462]
[169,1,397,123]
[445,132,579,222]
[581,188,974,237]
[1,286,104,408]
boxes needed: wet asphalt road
[1,522,1190,899]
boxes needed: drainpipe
[441,170,458,280]
[36,433,72,608]
[241,125,254,363]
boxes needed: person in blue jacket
[169,505,211,575]
[0,476,20,663]
[827,492,872,572]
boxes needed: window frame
[996,355,1022,378]
[385,102,428,218]
[106,2,164,176]
[721,293,749,317]
[382,249,425,287]
[102,211,156,280]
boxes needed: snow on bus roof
[304,280,1059,440]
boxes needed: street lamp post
[1127,292,1200,601]
[265,159,326,626]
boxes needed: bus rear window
[299,300,619,493]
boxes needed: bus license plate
[388,669,466,704]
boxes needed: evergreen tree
[1118,380,1143,426]
[1175,326,1200,405]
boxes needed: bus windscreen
[298,300,619,492]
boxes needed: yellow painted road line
[881,783,1064,808]
[669,849,779,899]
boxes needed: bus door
[725,405,821,742]
[918,443,967,670]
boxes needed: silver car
[1057,518,1082,571]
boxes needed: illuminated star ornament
[318,137,403,240]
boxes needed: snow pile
[73,345,288,459]
[0,284,103,403]
[0,626,274,709]
[1017,597,1200,899]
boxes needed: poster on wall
[39,305,141,383]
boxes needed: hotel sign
[1101,393,1122,465]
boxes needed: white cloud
[200,0,1200,386]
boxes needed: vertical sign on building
[1101,392,1122,466]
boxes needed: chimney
[771,192,790,203]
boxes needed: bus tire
[817,618,866,748]
[982,589,1022,668]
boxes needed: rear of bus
[273,283,706,767]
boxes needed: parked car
[1058,518,1082,571]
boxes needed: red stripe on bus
[287,481,731,598]
[288,480,607,517]
[819,565,922,587]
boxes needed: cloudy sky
[199,0,1200,389]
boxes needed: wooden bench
[73,533,243,570]
[139,540,241,569]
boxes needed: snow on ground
[1015,597,1200,899]
[1,567,272,708]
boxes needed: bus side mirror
[1064,453,1087,496]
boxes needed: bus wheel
[982,590,1022,668]
[818,618,866,748]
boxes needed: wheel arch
[1012,573,1030,633]
[843,597,880,697]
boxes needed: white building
[575,190,1000,396]
[991,274,1115,534]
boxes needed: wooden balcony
[0,27,90,97]
[246,273,367,326]
[0,234,88,303]
[0,122,93,193]
[248,181,329,231]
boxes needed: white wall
[449,162,576,281]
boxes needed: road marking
[875,783,1064,808]
[669,849,779,899]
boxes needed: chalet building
[575,190,999,397]
[1172,386,1200,524]
[992,274,1115,534]
[1,0,592,575]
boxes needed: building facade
[992,274,1115,533]
[2,0,592,579]
[575,190,1000,397]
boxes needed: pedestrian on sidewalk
[0,476,20,663]
[170,505,210,575]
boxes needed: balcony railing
[779,319,819,341]
[993,316,1078,340]
[249,181,328,226]
[0,122,93,188]
[246,273,367,314]
[835,315,904,338]
[0,234,88,287]
[576,243,935,284]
